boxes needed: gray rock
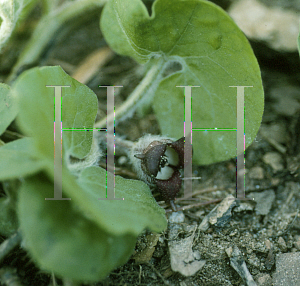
[198,195,237,232]
[248,190,275,215]
[273,252,300,286]
[229,246,257,286]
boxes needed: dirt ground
[0,0,299,285]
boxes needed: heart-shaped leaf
[101,0,264,164]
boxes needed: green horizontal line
[62,129,107,131]
[193,129,237,131]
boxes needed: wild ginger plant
[0,0,264,282]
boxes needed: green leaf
[12,65,167,236]
[12,65,167,281]
[0,138,45,180]
[101,0,264,164]
[75,166,167,235]
[56,166,167,236]
[18,174,137,281]
[13,66,98,164]
[61,85,98,159]
[0,83,18,135]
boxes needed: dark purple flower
[134,137,186,211]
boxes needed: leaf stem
[7,0,108,83]
[94,57,165,129]
[3,129,24,140]
[0,230,22,264]
[0,0,24,52]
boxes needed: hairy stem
[0,0,24,52]
[0,230,21,264]
[94,57,165,129]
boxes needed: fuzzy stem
[0,230,21,264]
[94,57,165,129]
[0,0,24,52]
[114,136,134,149]
[6,0,108,83]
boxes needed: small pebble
[294,237,300,251]
[278,237,287,252]
[249,166,264,179]
[265,239,272,250]
[225,246,233,257]
[263,152,284,172]
[256,273,272,286]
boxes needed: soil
[0,0,299,286]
